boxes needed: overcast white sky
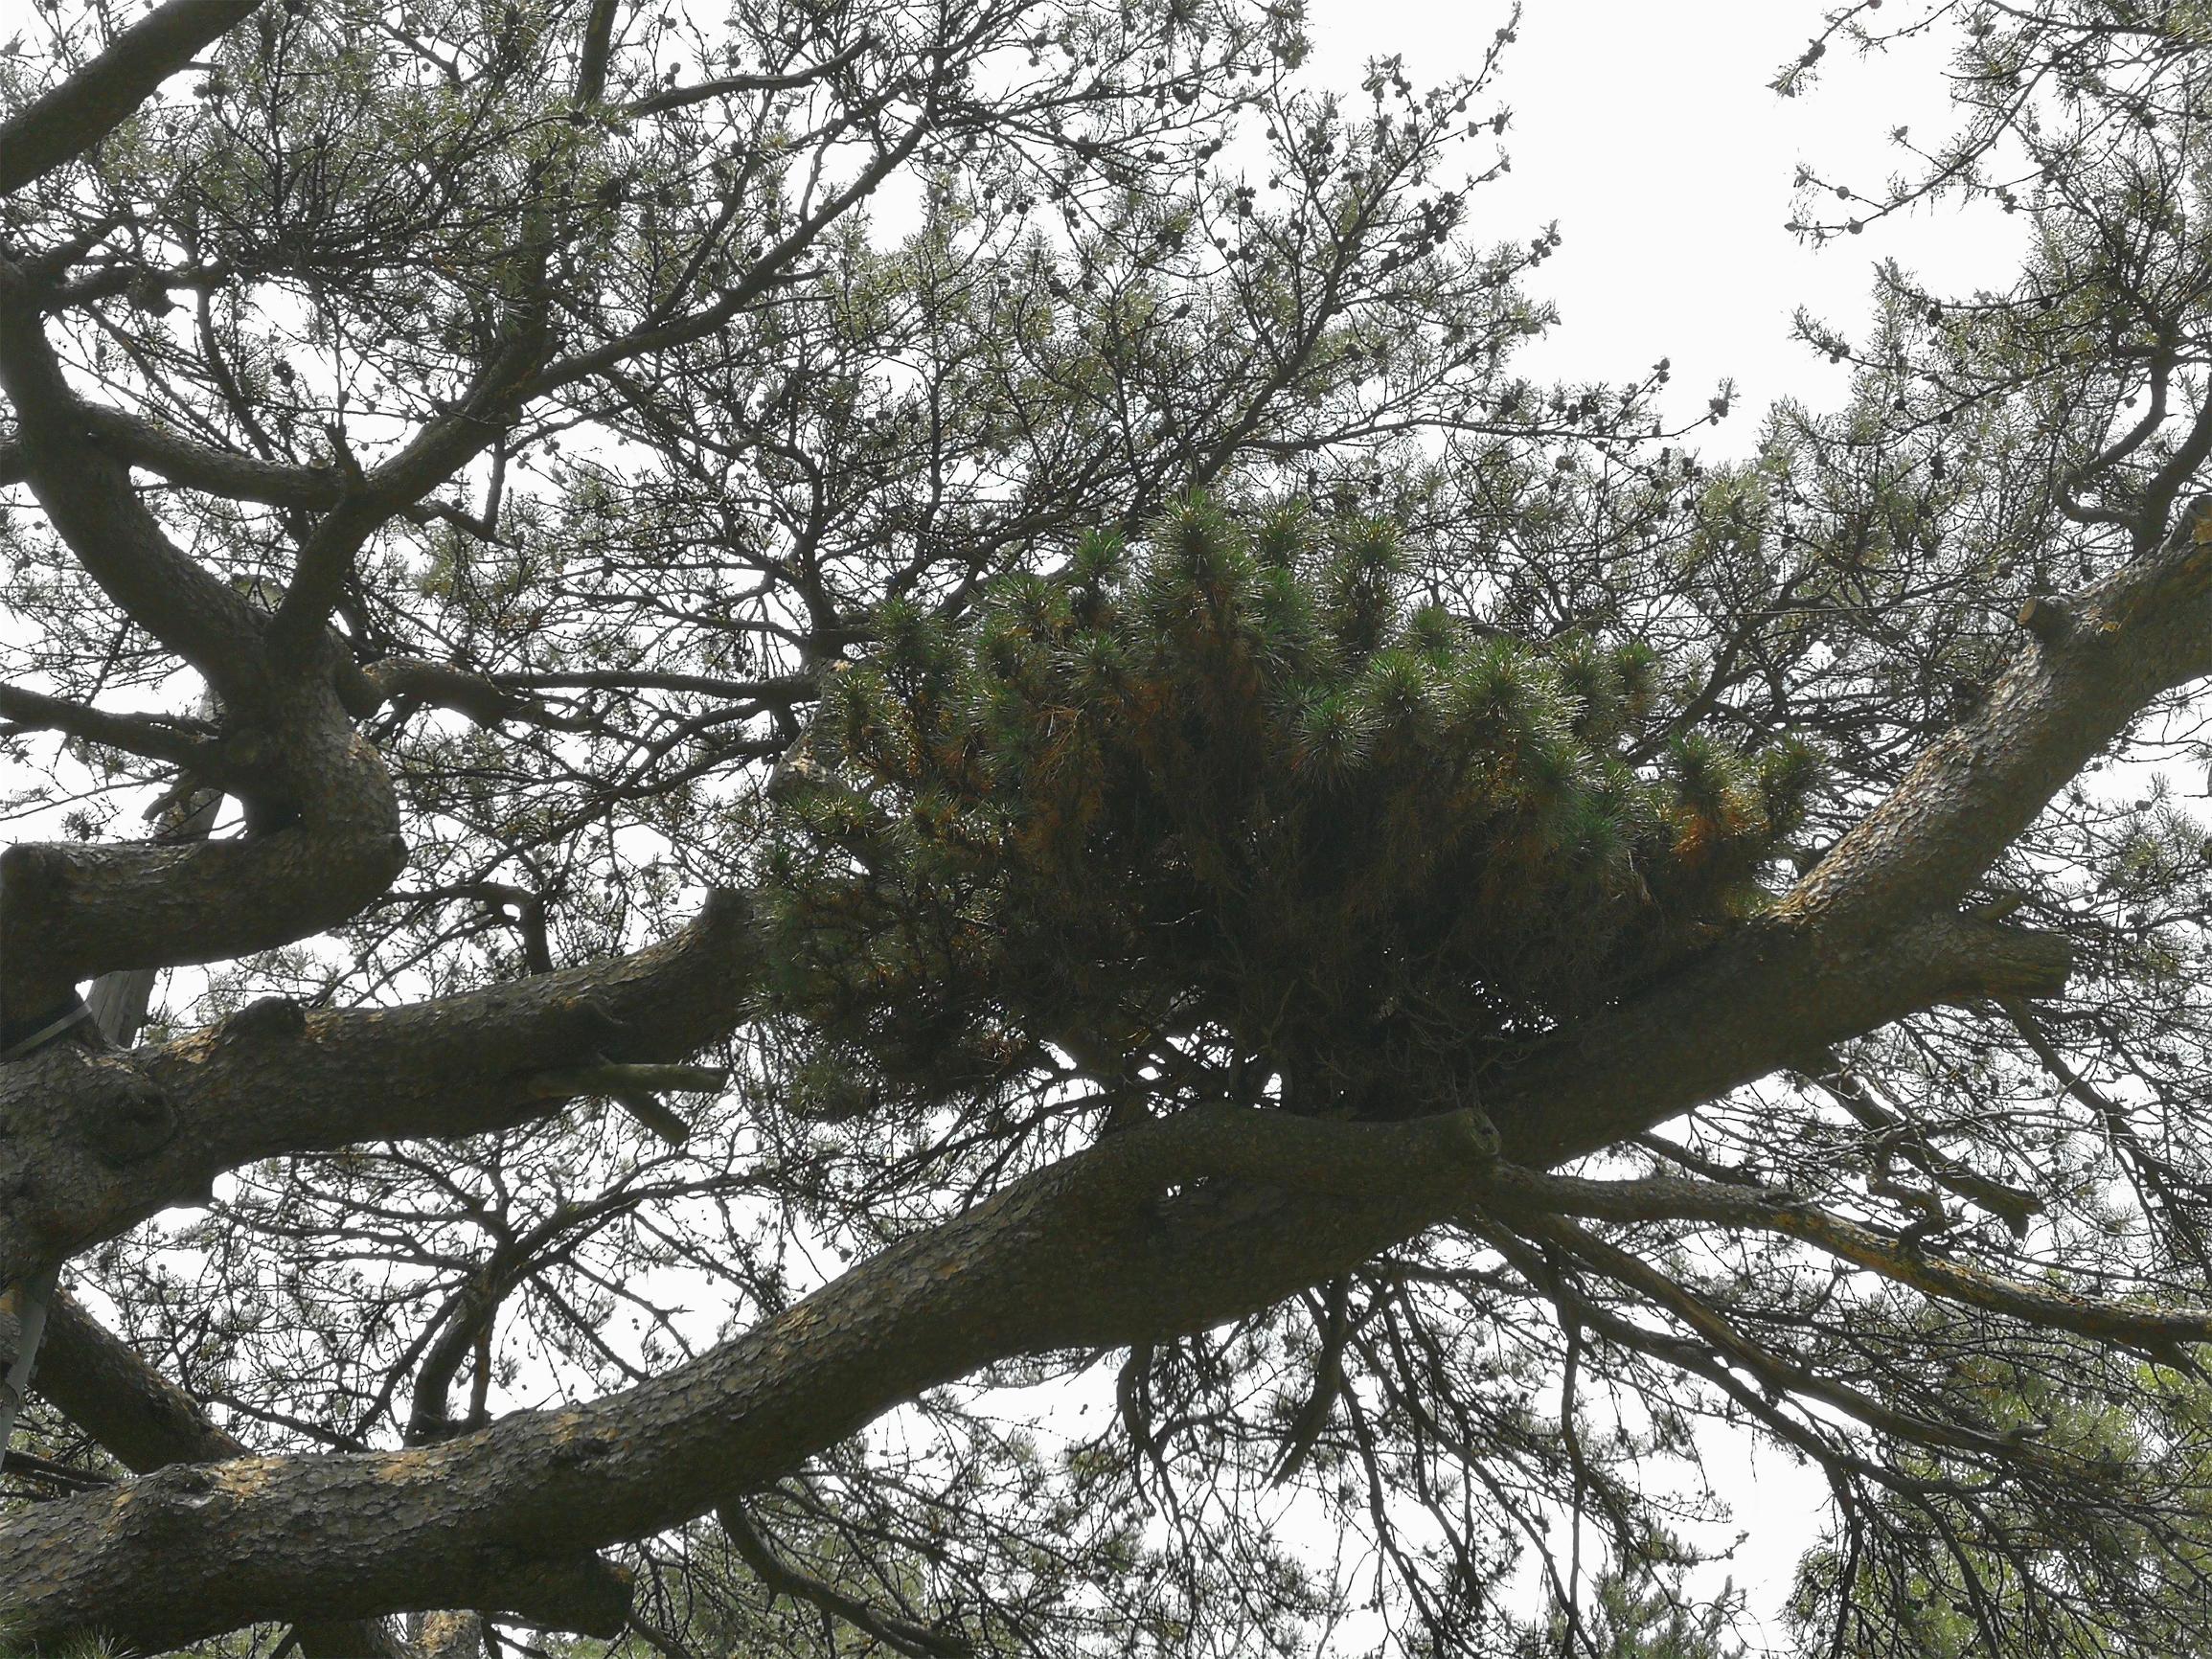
[1301,0,2027,455]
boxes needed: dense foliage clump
[768,493,1820,1123]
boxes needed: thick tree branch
[1787,507,2212,931]
[0,693,406,1021]
[1480,496,2212,1164]
[0,0,259,194]
[0,286,419,1032]
[0,1020,2190,1648]
[0,890,755,1290]
[0,1294,407,1659]
[0,478,2195,1641]
[0,401,345,508]
[0,1106,1502,1646]
[1489,912,2071,1168]
[1,1290,241,1468]
[11,480,2212,1651]
[573,0,621,103]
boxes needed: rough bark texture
[3,1298,455,1656]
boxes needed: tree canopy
[6,0,2212,1654]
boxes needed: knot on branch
[220,995,307,1043]
[123,1461,236,1542]
[76,1053,175,1167]
[2016,594,2073,645]
[1924,914,2073,1005]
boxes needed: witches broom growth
[767,493,1822,1126]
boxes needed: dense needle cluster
[767,493,1821,1123]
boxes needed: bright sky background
[1300,0,2028,455]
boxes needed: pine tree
[12,0,2212,1653]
